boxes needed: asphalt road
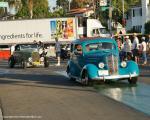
[0,59,150,120]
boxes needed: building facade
[126,0,150,33]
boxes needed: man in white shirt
[141,37,147,65]
[132,33,139,63]
[122,36,132,60]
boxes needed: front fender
[119,60,139,76]
[81,64,99,79]
[127,61,139,75]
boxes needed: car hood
[14,49,39,60]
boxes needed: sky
[48,0,56,10]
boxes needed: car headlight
[28,57,32,62]
[121,61,127,68]
[98,62,105,69]
[40,57,44,62]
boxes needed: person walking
[141,37,147,65]
[132,33,139,63]
[55,37,61,66]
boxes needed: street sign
[0,2,9,8]
[100,0,108,6]
[101,6,109,11]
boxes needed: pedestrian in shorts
[55,37,61,66]
[132,33,139,63]
[141,37,147,65]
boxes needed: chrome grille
[32,52,40,62]
[107,55,118,75]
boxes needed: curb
[0,99,3,120]
[0,108,3,120]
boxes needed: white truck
[0,17,109,45]
[0,17,109,59]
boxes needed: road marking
[55,71,68,77]
[0,69,9,75]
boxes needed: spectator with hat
[122,36,132,60]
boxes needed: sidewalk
[138,54,150,66]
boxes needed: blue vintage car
[66,37,139,85]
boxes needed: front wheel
[8,58,15,68]
[67,66,76,81]
[21,61,27,69]
[81,71,90,86]
[44,57,49,68]
[128,77,138,84]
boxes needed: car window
[86,42,114,52]
[20,44,38,50]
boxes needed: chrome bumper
[93,74,138,80]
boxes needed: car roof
[72,37,116,45]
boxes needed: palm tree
[28,0,33,19]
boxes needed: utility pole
[68,0,71,11]
[122,0,125,19]
[28,0,33,19]
[109,0,112,34]
[92,0,96,18]
[122,0,126,27]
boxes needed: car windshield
[20,44,38,50]
[86,42,114,52]
[100,28,109,34]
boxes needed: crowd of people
[116,33,150,65]
[33,33,150,67]
[33,38,69,67]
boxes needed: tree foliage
[70,0,92,9]
[98,0,141,27]
[16,0,50,19]
[0,0,141,20]
[56,0,69,12]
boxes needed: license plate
[33,62,40,65]
[98,70,109,76]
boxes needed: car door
[70,44,84,77]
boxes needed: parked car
[67,37,139,85]
[8,43,49,68]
